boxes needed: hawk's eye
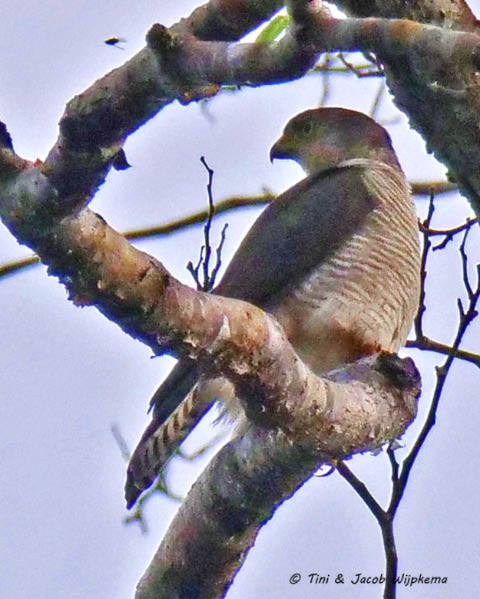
[302,122,313,135]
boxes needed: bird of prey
[125,107,420,508]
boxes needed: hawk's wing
[149,163,377,422]
[216,163,376,304]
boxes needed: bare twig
[318,53,333,106]
[369,80,387,118]
[336,461,397,598]
[336,461,385,522]
[200,156,216,291]
[187,156,228,292]
[338,52,384,77]
[414,195,435,340]
[405,336,480,368]
[419,216,478,250]
[392,268,480,515]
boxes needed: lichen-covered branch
[2,1,475,221]
[288,5,480,211]
[135,353,419,599]
[32,1,284,204]
[0,149,421,597]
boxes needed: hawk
[125,107,420,508]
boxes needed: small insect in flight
[104,37,126,50]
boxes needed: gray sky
[1,2,479,598]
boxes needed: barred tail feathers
[125,386,213,508]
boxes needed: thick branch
[1,0,471,222]
[0,159,417,436]
[38,12,480,216]
[0,156,419,599]
[287,8,480,211]
[135,353,420,599]
[335,0,480,32]
[177,0,284,41]
[38,2,285,203]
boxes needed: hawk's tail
[125,386,214,508]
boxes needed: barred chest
[272,166,420,375]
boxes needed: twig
[414,194,435,340]
[187,156,228,291]
[200,156,216,291]
[369,80,386,118]
[318,53,333,106]
[210,223,229,285]
[336,461,385,523]
[338,192,479,599]
[391,230,480,515]
[405,336,480,368]
[338,52,384,77]
[419,216,478,251]
[336,461,397,598]
[0,194,271,281]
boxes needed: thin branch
[210,223,229,285]
[392,236,480,514]
[0,194,271,281]
[187,157,228,291]
[0,254,40,278]
[386,444,399,484]
[336,192,479,599]
[336,461,385,523]
[0,181,455,281]
[419,216,479,251]
[419,217,477,238]
[201,156,216,290]
[318,53,333,105]
[124,193,270,241]
[369,80,387,118]
[338,52,384,77]
[111,424,131,462]
[336,461,397,599]
[459,226,474,300]
[405,336,480,368]
[414,195,435,340]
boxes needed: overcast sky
[1,2,479,598]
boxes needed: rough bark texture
[336,0,479,31]
[135,354,420,599]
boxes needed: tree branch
[12,4,478,218]
[0,118,420,599]
[135,353,420,599]
[335,0,479,32]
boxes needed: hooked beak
[269,136,289,163]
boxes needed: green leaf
[255,14,290,44]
